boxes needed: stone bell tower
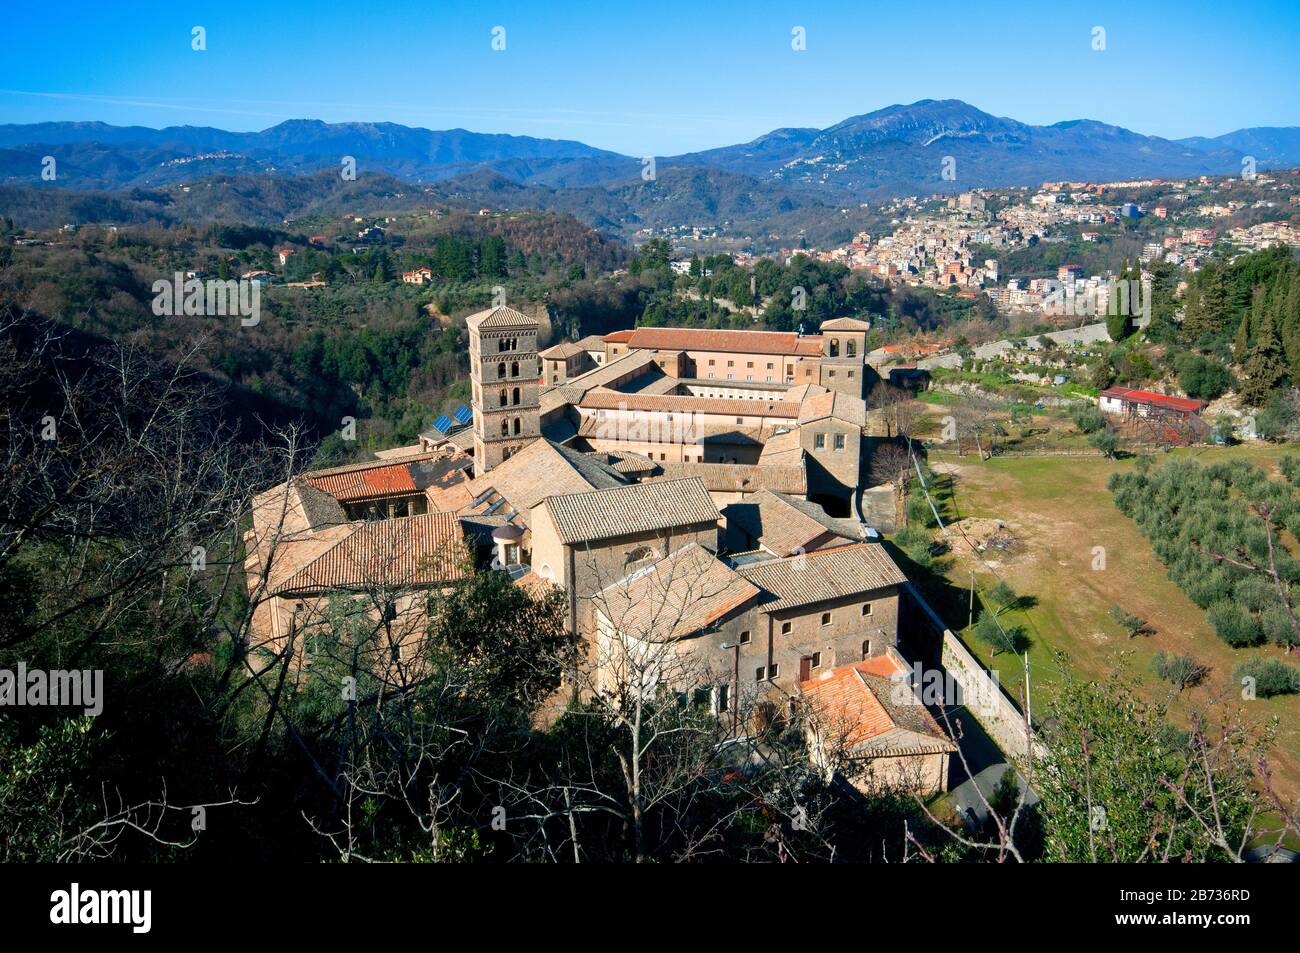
[467,305,541,477]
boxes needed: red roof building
[1098,387,1206,417]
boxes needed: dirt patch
[948,516,1021,564]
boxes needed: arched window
[500,419,509,437]
[511,361,519,378]
[512,417,521,435]
[846,339,856,357]
[499,389,508,406]
[497,363,506,379]
[829,338,839,357]
[512,387,520,405]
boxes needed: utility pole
[969,571,976,629]
[1023,651,1032,729]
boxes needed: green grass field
[902,442,1300,802]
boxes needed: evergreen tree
[1238,318,1288,407]
[1232,314,1251,364]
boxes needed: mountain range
[2,100,1297,239]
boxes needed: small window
[708,359,715,366]
[769,663,780,678]
[861,639,871,659]
[716,684,730,713]
[828,370,836,378]
[834,434,846,451]
[755,666,766,682]
[862,603,872,617]
[736,416,744,424]
[811,652,822,668]
[780,621,792,635]
[814,433,825,449]
[727,360,734,368]
[746,361,753,368]
[821,612,832,626]
[739,630,752,645]
[847,370,855,379]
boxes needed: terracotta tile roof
[602,329,635,344]
[723,490,861,556]
[757,428,805,467]
[798,390,868,427]
[588,450,659,476]
[272,512,469,595]
[465,304,540,330]
[539,340,589,360]
[626,326,824,357]
[581,388,801,419]
[460,438,627,526]
[544,477,720,545]
[737,542,907,612]
[653,462,807,497]
[820,317,871,331]
[576,416,766,446]
[303,452,473,503]
[597,542,760,641]
[540,350,659,411]
[800,657,956,756]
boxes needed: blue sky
[1,0,1296,155]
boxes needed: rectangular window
[821,612,832,626]
[746,361,754,368]
[739,630,752,644]
[781,621,792,635]
[769,663,780,678]
[814,433,825,449]
[828,370,836,378]
[834,434,846,451]
[811,652,822,668]
[862,603,872,616]
[708,359,715,366]
[716,684,730,713]
[736,416,744,424]
[767,362,775,370]
[755,666,766,682]
[861,639,871,659]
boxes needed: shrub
[1109,605,1146,638]
[1089,431,1119,458]
[1206,600,1264,647]
[1071,405,1105,434]
[1177,354,1231,401]
[1232,656,1300,697]
[906,492,937,528]
[1260,604,1300,650]
[1279,454,1300,486]
[1150,651,1208,690]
